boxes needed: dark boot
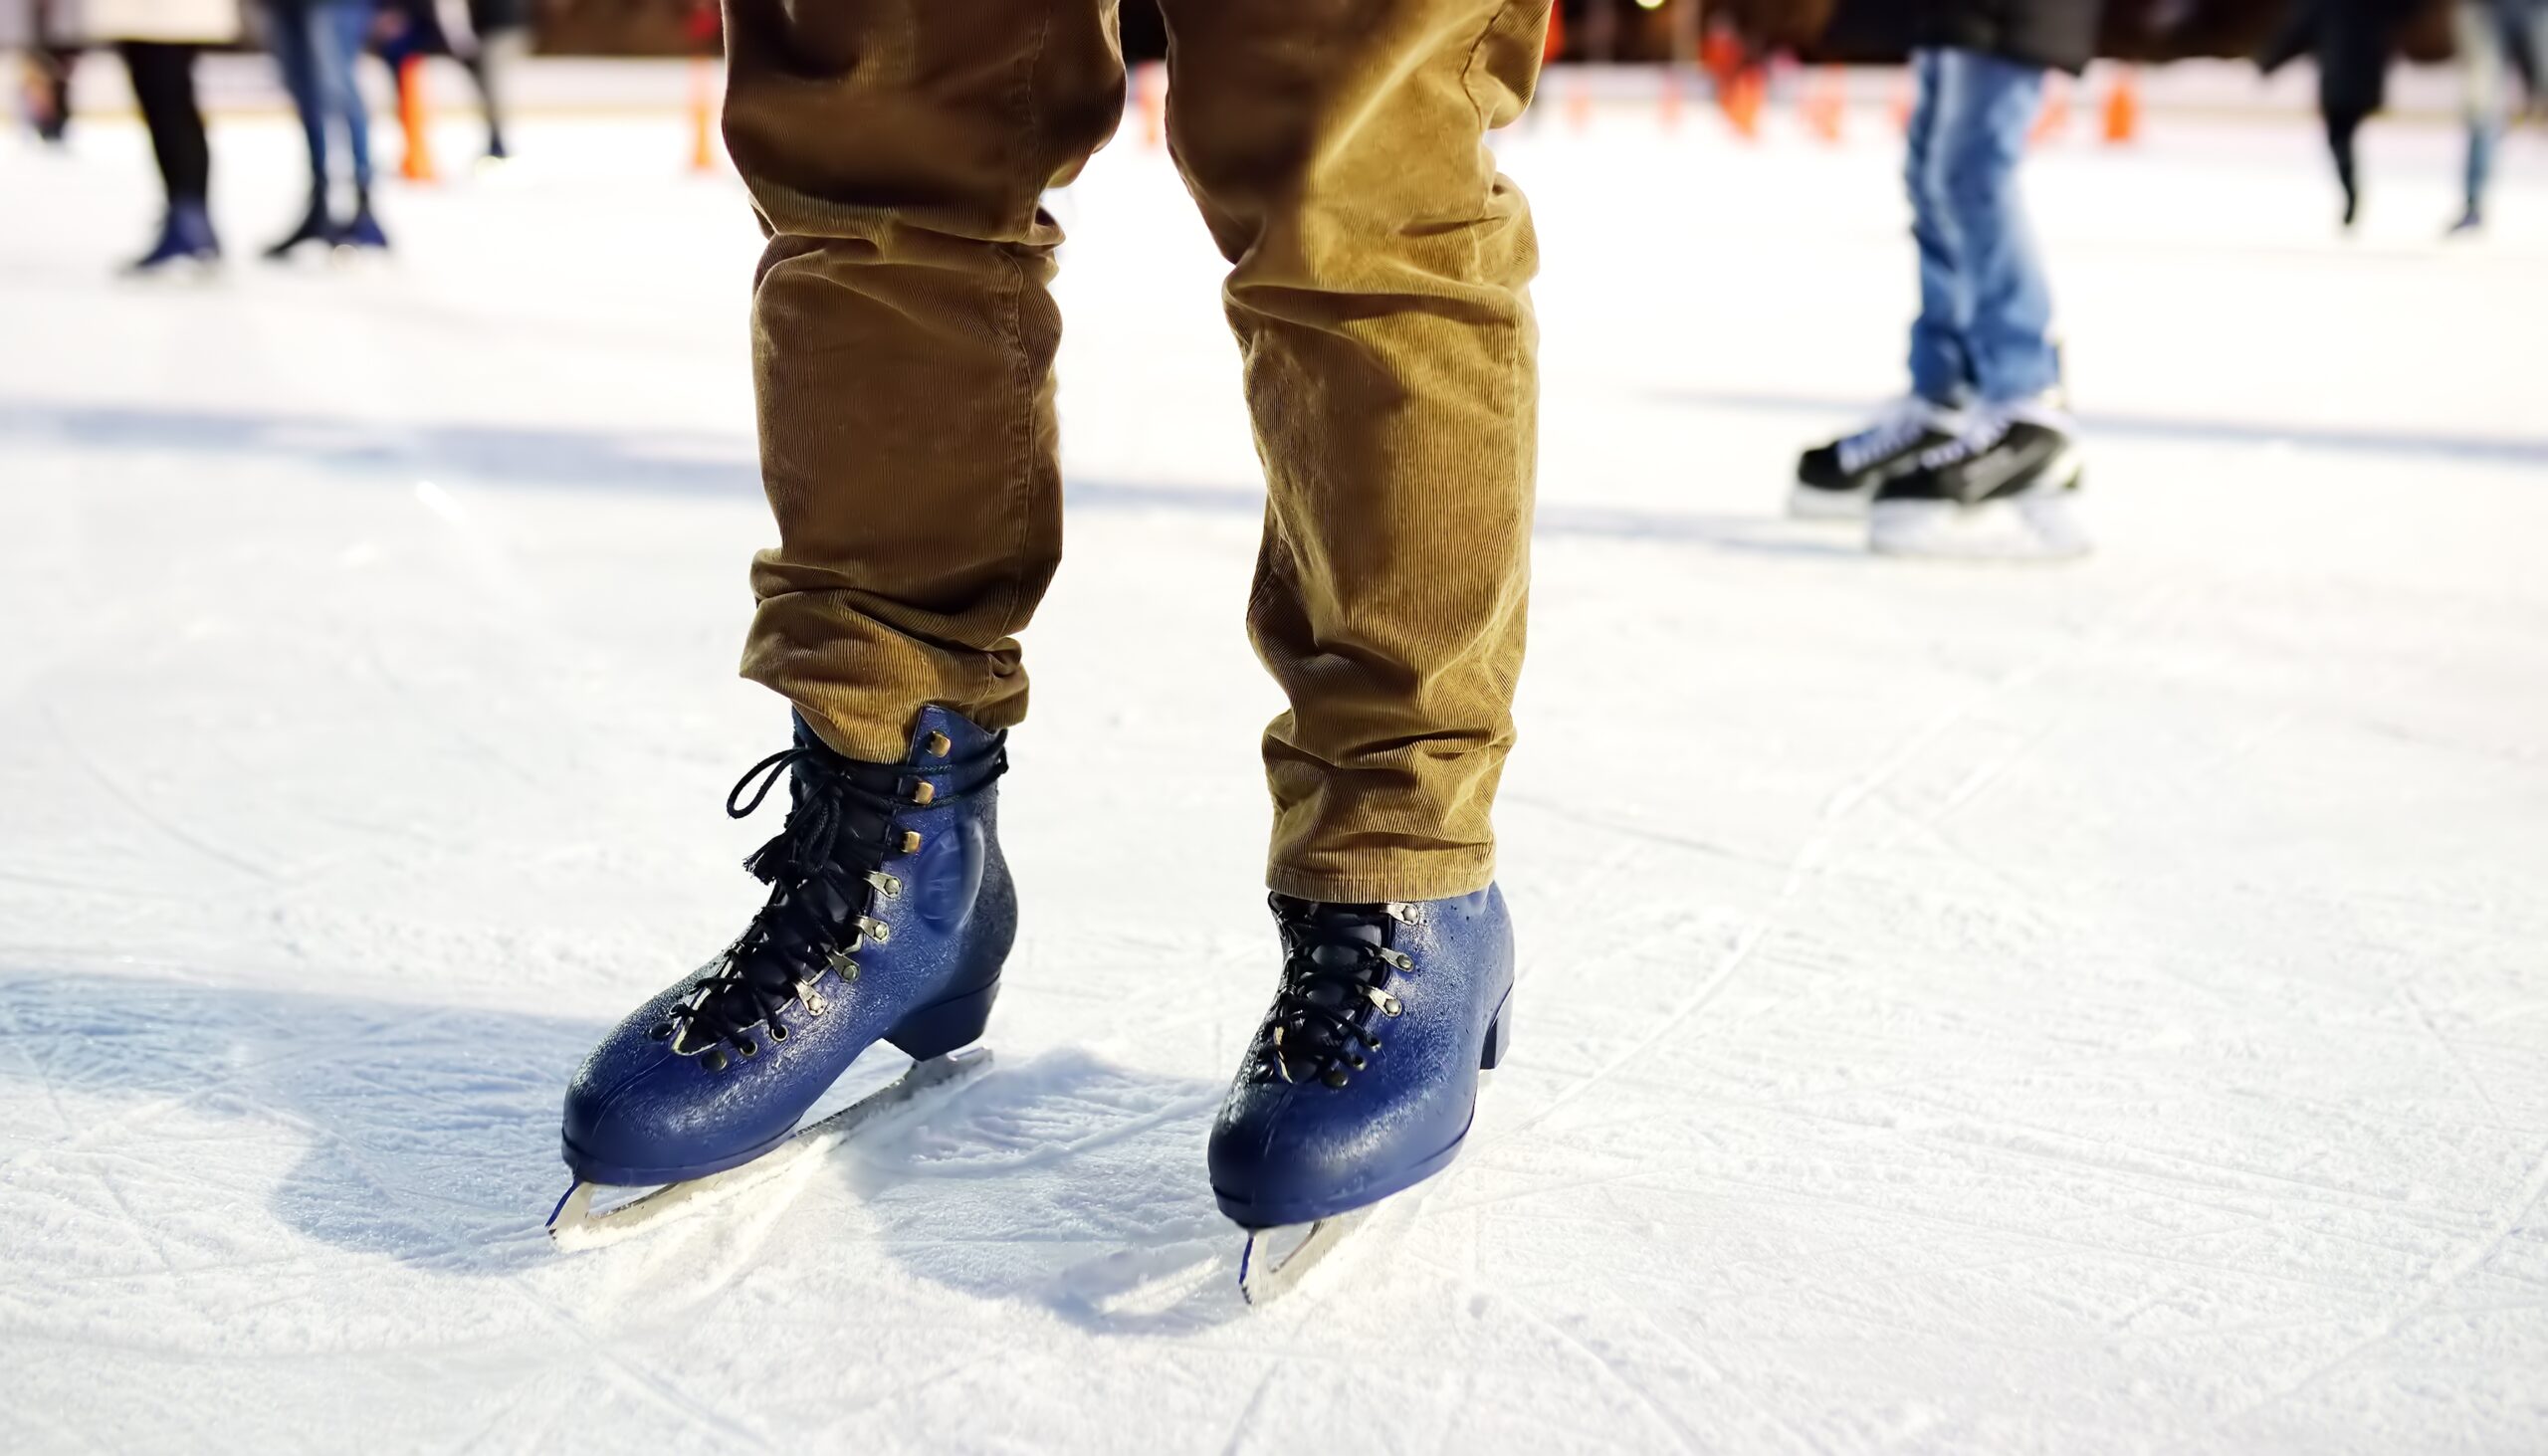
[125,200,222,274]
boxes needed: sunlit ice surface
[2,78,2545,1454]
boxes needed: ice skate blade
[1788,482,1872,520]
[1869,478,2090,561]
[1237,1207,1374,1307]
[545,1046,991,1252]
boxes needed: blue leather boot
[560,708,1014,1186]
[1208,888,1515,1229]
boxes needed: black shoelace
[657,736,1002,1066]
[1257,898,1418,1090]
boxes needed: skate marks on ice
[0,968,1266,1332]
[811,1046,1331,1332]
[0,968,604,1282]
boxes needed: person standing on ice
[260,0,389,257]
[2446,0,2546,234]
[1791,0,2103,558]
[555,0,1542,1275]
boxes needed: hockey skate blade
[1237,1208,1374,1307]
[545,1046,992,1252]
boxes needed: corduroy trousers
[727,0,1548,901]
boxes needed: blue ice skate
[125,202,221,275]
[550,708,1012,1244]
[1209,889,1515,1259]
[332,206,390,254]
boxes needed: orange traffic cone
[2028,74,2070,145]
[1722,67,1765,140]
[397,56,437,182]
[689,57,718,171]
[2102,68,2140,144]
[1802,66,1844,143]
[1137,62,1165,147]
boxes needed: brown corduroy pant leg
[725,0,1547,903]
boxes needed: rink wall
[59,55,2478,129]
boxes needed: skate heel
[1479,994,1514,1070]
[884,978,1000,1061]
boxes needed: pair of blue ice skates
[556,708,1513,1260]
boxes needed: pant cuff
[1265,856,1496,904]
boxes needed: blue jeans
[2457,1,2548,213]
[1905,47,2059,407]
[270,0,376,200]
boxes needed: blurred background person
[459,0,526,163]
[2450,0,2546,232]
[2260,0,2417,229]
[13,0,79,144]
[378,0,525,166]
[263,0,386,257]
[1791,0,2102,560]
[78,0,242,273]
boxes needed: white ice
[3,80,2546,1455]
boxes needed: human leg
[1157,0,1547,903]
[727,0,1125,761]
[1921,47,2055,406]
[1903,48,1972,407]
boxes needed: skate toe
[1209,1080,1468,1229]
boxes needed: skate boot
[557,708,1014,1212]
[1210,889,1515,1248]
[263,195,335,261]
[124,202,221,276]
[1792,395,1965,519]
[333,193,391,254]
[1868,398,2088,560]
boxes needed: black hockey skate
[1793,396,1965,519]
[1869,404,2087,560]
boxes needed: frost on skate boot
[1793,396,1965,519]
[559,707,1014,1189]
[1209,889,1515,1234]
[1869,405,2088,560]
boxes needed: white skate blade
[1788,480,1872,520]
[1869,464,2090,560]
[1237,1207,1374,1306]
[545,1046,991,1252]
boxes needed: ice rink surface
[3,89,2546,1454]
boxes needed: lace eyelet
[1322,1070,1351,1089]
[647,1022,673,1041]
[702,1049,728,1072]
[737,1038,757,1058]
[767,1023,787,1042]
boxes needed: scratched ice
[2,98,2544,1454]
